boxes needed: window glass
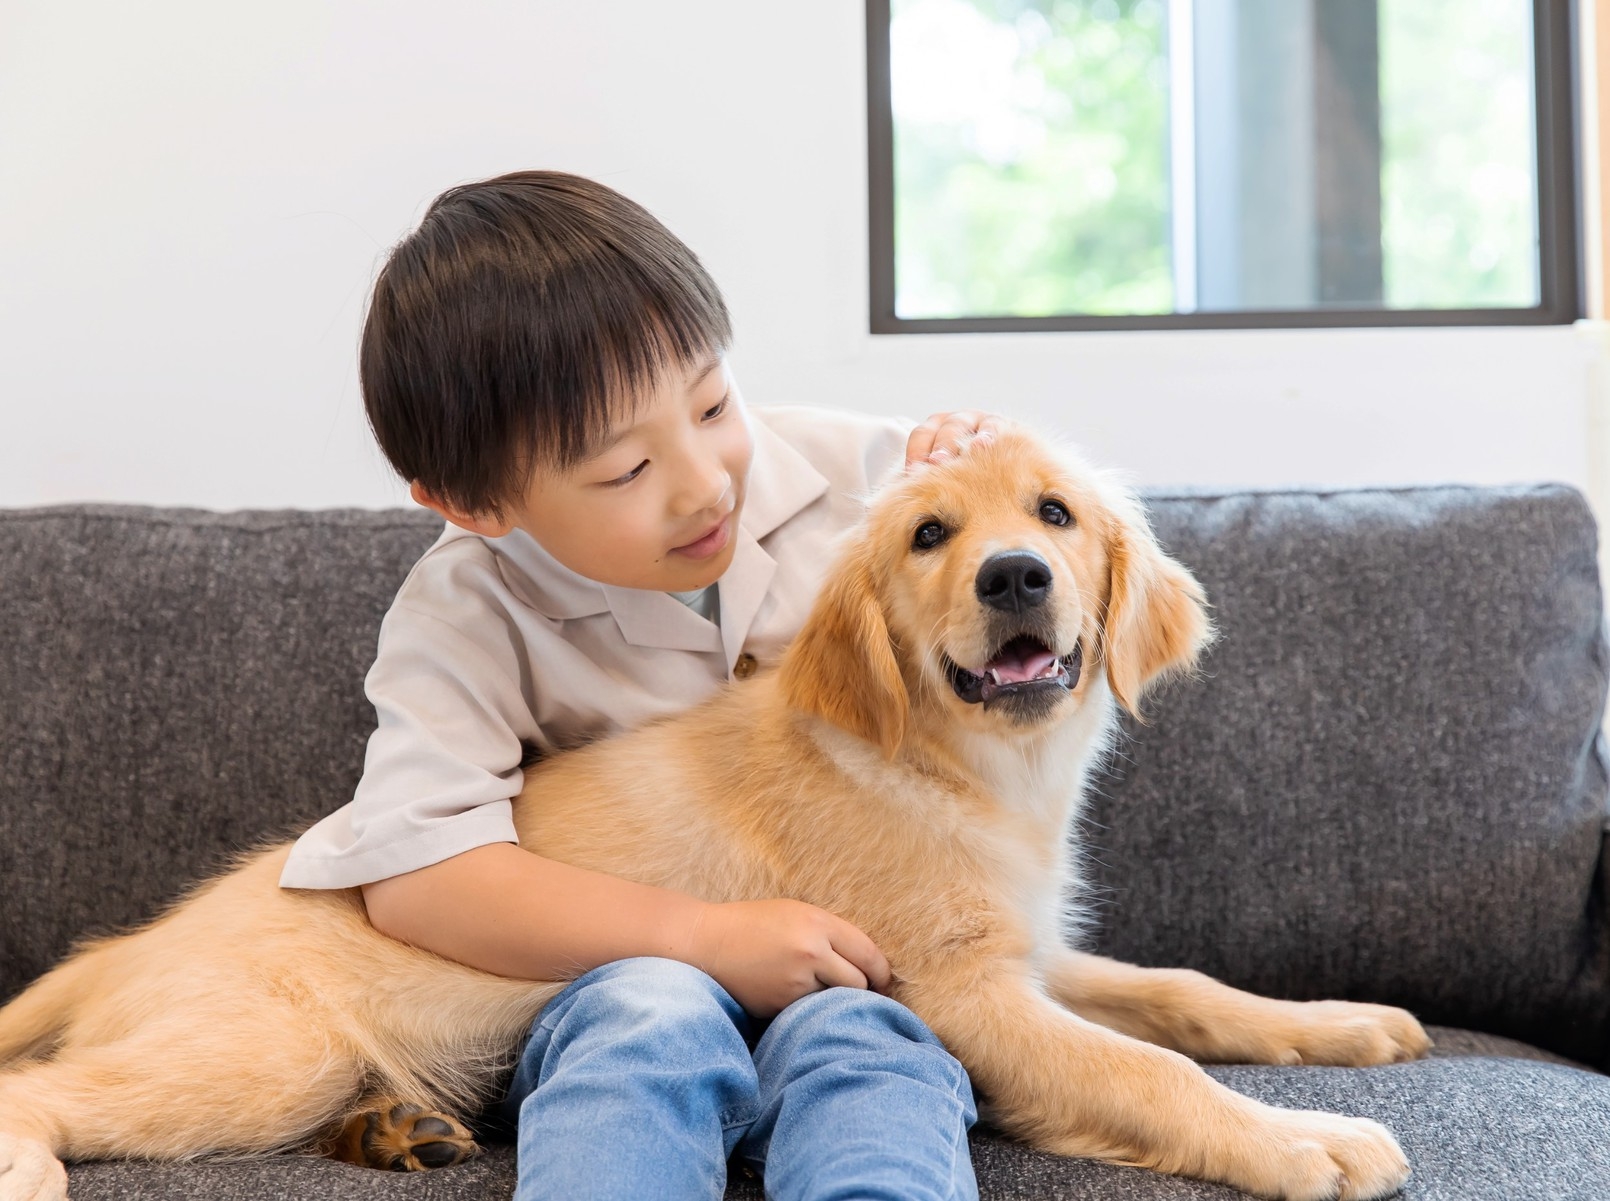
[886,0,1546,322]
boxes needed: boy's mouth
[672,514,733,560]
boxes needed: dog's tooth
[987,668,1003,685]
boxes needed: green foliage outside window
[892,0,1173,318]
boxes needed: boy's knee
[541,957,744,1043]
[771,987,950,1054]
[757,988,975,1115]
[577,956,733,1001]
[500,958,761,1136]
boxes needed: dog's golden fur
[0,427,1428,1201]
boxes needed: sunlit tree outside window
[1378,0,1537,308]
[892,0,1172,318]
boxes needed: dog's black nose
[975,551,1053,613]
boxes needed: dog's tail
[0,948,102,1064]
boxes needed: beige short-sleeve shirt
[278,405,913,890]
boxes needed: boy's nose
[675,461,731,517]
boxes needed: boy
[281,170,997,1199]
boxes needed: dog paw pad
[338,1102,479,1172]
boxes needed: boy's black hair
[360,170,733,519]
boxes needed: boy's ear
[410,481,514,539]
[1099,510,1214,721]
[779,540,908,759]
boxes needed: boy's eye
[596,396,728,487]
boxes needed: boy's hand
[905,410,1008,470]
[682,898,891,1019]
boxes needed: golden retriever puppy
[0,425,1428,1201]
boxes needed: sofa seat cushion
[57,1027,1606,1200]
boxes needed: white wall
[0,0,1597,512]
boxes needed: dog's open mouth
[944,636,1082,705]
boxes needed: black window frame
[866,0,1582,332]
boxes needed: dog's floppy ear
[1099,505,1213,721]
[779,537,908,759]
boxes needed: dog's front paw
[331,1101,479,1172]
[1242,1109,1410,1201]
[0,1133,68,1201]
[1260,1000,1431,1068]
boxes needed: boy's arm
[360,843,891,1019]
[288,578,885,1014]
[359,843,704,977]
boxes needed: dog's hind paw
[1258,999,1432,1068]
[329,1101,479,1172]
[0,1134,68,1201]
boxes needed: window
[867,0,1580,330]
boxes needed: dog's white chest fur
[956,680,1119,956]
[806,677,1120,959]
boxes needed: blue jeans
[490,957,979,1200]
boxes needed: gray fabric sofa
[3,482,1609,1200]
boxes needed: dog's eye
[1040,500,1072,527]
[913,521,946,550]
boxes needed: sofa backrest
[1,487,1606,1065]
[0,507,436,1002]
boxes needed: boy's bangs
[527,258,729,477]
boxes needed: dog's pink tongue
[985,642,1059,683]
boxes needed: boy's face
[416,354,754,592]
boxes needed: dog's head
[779,424,1212,758]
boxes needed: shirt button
[733,652,758,680]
